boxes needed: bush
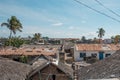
[19,56,28,63]
[4,37,24,48]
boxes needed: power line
[73,0,120,23]
[94,0,120,18]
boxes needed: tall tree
[111,36,115,43]
[1,16,23,38]
[114,35,120,44]
[81,36,86,43]
[33,33,41,41]
[93,37,97,43]
[97,28,105,43]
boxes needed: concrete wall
[74,48,116,61]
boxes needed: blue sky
[0,0,120,39]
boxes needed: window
[80,53,86,58]
[105,53,111,57]
[91,53,97,57]
[52,75,56,80]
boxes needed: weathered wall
[74,49,116,61]
[30,64,71,80]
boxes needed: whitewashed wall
[74,48,116,61]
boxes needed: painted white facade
[103,39,113,44]
[74,45,117,61]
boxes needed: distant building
[0,45,59,56]
[0,45,61,63]
[103,39,113,44]
[34,39,45,45]
[48,38,80,45]
[74,44,120,61]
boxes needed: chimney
[72,62,78,80]
[58,52,65,63]
[60,44,64,52]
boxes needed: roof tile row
[0,47,57,56]
[76,44,120,51]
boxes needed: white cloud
[87,32,97,37]
[52,22,63,26]
[69,26,74,30]
[80,32,97,38]
[0,29,11,37]
[68,26,81,30]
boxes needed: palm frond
[1,23,9,28]
[13,30,16,34]
[18,29,22,32]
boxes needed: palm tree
[97,28,105,43]
[81,36,86,43]
[1,16,23,38]
[33,33,41,41]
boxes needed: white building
[103,39,113,44]
[74,44,120,61]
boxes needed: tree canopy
[1,16,23,38]
[33,33,41,41]
[97,28,105,39]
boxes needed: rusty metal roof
[0,47,57,56]
[75,44,120,51]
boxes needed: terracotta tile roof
[0,47,57,56]
[75,44,120,51]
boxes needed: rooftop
[28,57,73,79]
[0,45,59,56]
[75,44,120,51]
[78,50,120,80]
[0,57,32,80]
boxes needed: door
[99,52,104,60]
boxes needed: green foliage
[24,40,31,44]
[42,36,49,41]
[110,35,120,44]
[97,28,105,43]
[81,36,86,42]
[4,37,24,48]
[97,28,105,39]
[33,33,41,41]
[19,56,28,63]
[1,16,23,38]
[114,35,120,44]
